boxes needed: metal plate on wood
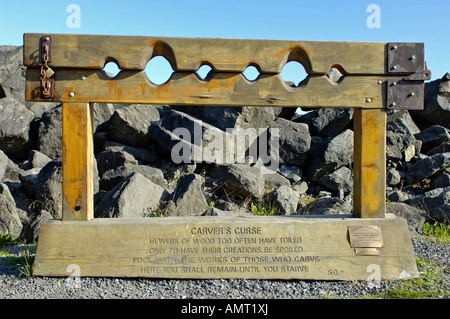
[348,225,383,248]
[387,43,425,74]
[387,79,425,110]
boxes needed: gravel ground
[0,236,448,300]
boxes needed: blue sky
[1,0,448,84]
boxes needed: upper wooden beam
[23,33,387,75]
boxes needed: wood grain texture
[353,108,387,218]
[33,215,418,280]
[25,68,386,108]
[62,102,94,221]
[23,33,387,74]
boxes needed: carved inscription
[132,225,324,276]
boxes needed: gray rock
[36,106,62,159]
[405,152,450,185]
[414,125,450,154]
[404,186,450,211]
[0,194,23,240]
[386,130,421,162]
[387,110,421,135]
[100,164,165,190]
[172,105,241,132]
[96,172,165,218]
[18,167,41,199]
[386,167,403,186]
[172,105,278,133]
[427,142,450,156]
[269,118,310,167]
[103,140,160,164]
[278,165,302,184]
[429,204,450,223]
[387,202,428,238]
[0,97,35,158]
[150,109,238,164]
[92,103,116,133]
[0,183,15,206]
[202,207,235,217]
[35,159,63,218]
[430,169,450,189]
[167,163,197,180]
[218,164,265,199]
[27,150,52,169]
[410,73,450,130]
[28,210,53,243]
[96,150,138,177]
[297,196,351,215]
[293,108,353,138]
[305,129,354,181]
[107,104,161,148]
[0,150,8,181]
[387,190,410,203]
[292,181,308,195]
[317,166,353,197]
[171,173,208,216]
[263,172,291,191]
[263,185,299,215]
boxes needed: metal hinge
[386,43,431,110]
[40,35,55,99]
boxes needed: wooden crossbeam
[23,33,386,74]
[25,69,388,107]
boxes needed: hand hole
[196,64,214,81]
[280,61,308,87]
[243,65,260,81]
[145,56,174,85]
[102,61,121,79]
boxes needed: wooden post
[62,102,94,221]
[353,108,387,218]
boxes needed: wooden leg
[353,108,386,218]
[62,102,94,221]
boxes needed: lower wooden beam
[26,68,385,108]
[62,102,94,221]
[33,215,418,280]
[353,108,387,218]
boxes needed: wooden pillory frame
[24,34,430,280]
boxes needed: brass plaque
[354,248,380,256]
[348,226,383,248]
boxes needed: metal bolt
[68,92,75,98]
[45,36,50,41]
[410,55,416,61]
[392,45,398,50]
[365,98,372,103]
[391,102,397,107]
[377,80,382,85]
[409,92,415,97]
[392,65,398,70]
[392,82,397,86]
[81,75,86,80]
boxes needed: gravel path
[0,236,448,300]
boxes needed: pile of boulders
[0,45,449,243]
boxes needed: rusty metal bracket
[39,35,54,99]
[386,42,431,110]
